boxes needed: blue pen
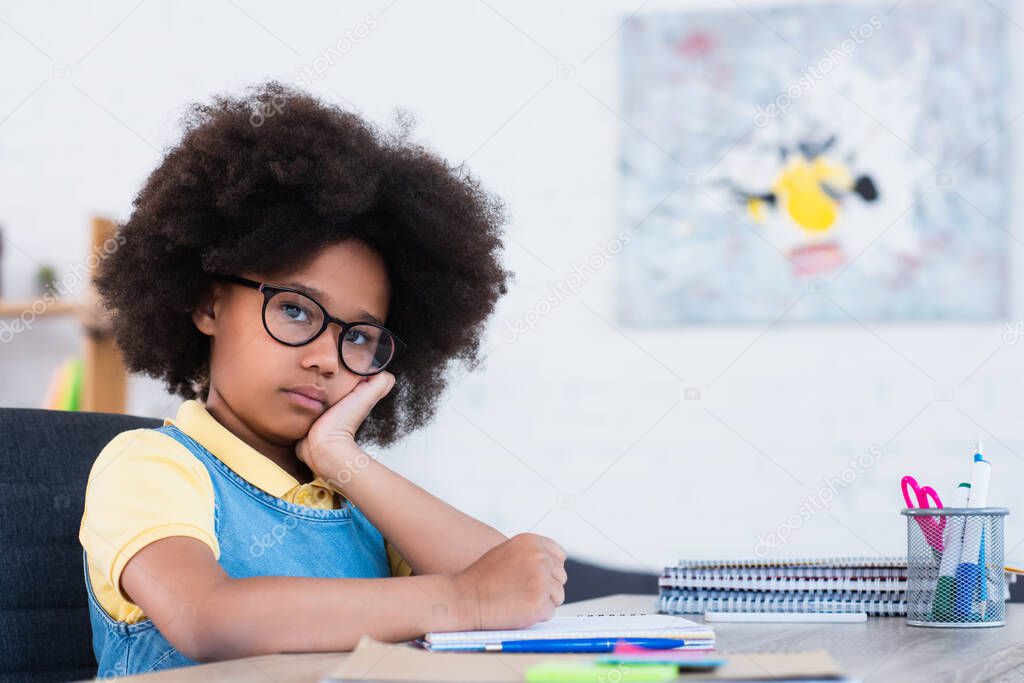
[482,637,690,653]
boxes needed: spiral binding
[659,589,908,616]
[672,556,907,570]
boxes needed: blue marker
[483,638,691,653]
[956,443,991,620]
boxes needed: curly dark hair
[96,82,510,446]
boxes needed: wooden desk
[85,595,1024,682]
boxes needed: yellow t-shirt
[78,399,412,624]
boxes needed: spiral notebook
[660,556,910,617]
[422,613,714,651]
[671,556,908,571]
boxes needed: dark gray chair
[0,408,160,683]
[0,406,656,682]
[1011,577,1024,603]
[563,559,658,604]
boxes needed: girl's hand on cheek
[295,371,395,483]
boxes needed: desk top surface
[88,594,1024,683]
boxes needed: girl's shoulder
[89,425,206,481]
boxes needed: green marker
[525,661,678,683]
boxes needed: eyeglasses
[211,274,405,376]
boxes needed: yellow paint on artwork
[771,156,855,233]
[747,197,766,223]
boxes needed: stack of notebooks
[659,556,910,616]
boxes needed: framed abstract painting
[616,1,1012,324]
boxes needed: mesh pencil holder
[902,507,1009,628]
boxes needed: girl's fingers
[354,371,395,404]
[373,371,396,400]
[329,372,395,423]
[549,582,565,606]
[541,538,567,563]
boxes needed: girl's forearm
[195,573,469,661]
[334,450,507,574]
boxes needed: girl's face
[194,239,391,443]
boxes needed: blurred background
[1,0,1021,576]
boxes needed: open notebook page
[424,613,713,649]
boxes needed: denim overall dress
[83,424,392,676]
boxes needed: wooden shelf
[2,217,127,413]
[0,300,81,317]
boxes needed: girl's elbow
[166,595,274,662]
[152,618,213,663]
[185,611,277,663]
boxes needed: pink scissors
[901,475,946,552]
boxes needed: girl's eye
[281,303,312,323]
[344,329,368,345]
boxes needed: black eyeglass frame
[211,273,406,376]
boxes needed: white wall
[1,0,1021,574]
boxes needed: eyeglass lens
[264,289,396,375]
